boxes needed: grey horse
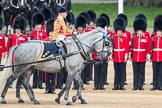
[0,27,111,105]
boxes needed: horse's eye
[104,41,109,46]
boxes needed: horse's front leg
[55,86,66,104]
[1,74,17,104]
[72,72,87,104]
[64,72,74,105]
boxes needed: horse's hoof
[1,101,7,104]
[81,100,88,104]
[72,96,77,103]
[34,100,40,105]
[18,99,24,103]
[55,98,60,104]
[66,101,72,105]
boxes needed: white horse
[0,27,111,105]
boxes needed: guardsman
[64,11,75,84]
[30,12,48,41]
[44,18,56,94]
[86,10,96,82]
[117,13,131,85]
[41,8,55,32]
[55,8,74,89]
[41,8,55,84]
[92,16,108,90]
[6,16,28,88]
[72,15,87,90]
[150,15,162,90]
[99,13,112,85]
[52,6,73,41]
[79,12,91,31]
[66,11,75,31]
[30,12,48,89]
[111,17,129,90]
[6,16,28,53]
[86,10,96,31]
[0,17,6,63]
[135,14,151,85]
[131,18,150,90]
[79,11,93,85]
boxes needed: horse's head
[92,27,112,60]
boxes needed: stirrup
[56,42,62,47]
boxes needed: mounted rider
[52,6,73,41]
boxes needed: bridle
[72,31,111,61]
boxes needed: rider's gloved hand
[72,30,78,35]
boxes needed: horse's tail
[0,46,16,91]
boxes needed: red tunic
[0,34,6,58]
[41,23,46,32]
[86,26,95,32]
[151,35,162,62]
[113,34,129,63]
[30,30,48,40]
[6,34,28,52]
[131,34,150,62]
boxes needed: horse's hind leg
[16,75,25,103]
[21,70,40,104]
[64,72,75,105]
[1,74,18,104]
[72,72,87,104]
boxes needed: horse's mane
[67,27,107,40]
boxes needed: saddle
[37,40,69,61]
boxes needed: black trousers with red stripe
[132,62,145,88]
[94,60,107,88]
[113,62,125,88]
[152,62,162,88]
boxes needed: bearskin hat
[153,15,162,32]
[96,16,108,28]
[154,14,162,22]
[32,12,45,27]
[46,19,55,36]
[87,10,96,23]
[13,16,26,31]
[113,17,126,32]
[135,14,147,22]
[133,18,147,32]
[75,15,87,29]
[99,13,110,27]
[66,12,75,25]
[0,16,3,30]
[117,13,128,26]
[41,8,53,21]
[79,12,90,24]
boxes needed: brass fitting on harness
[56,55,63,60]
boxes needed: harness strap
[72,35,91,61]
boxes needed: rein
[72,32,111,61]
[72,35,91,60]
